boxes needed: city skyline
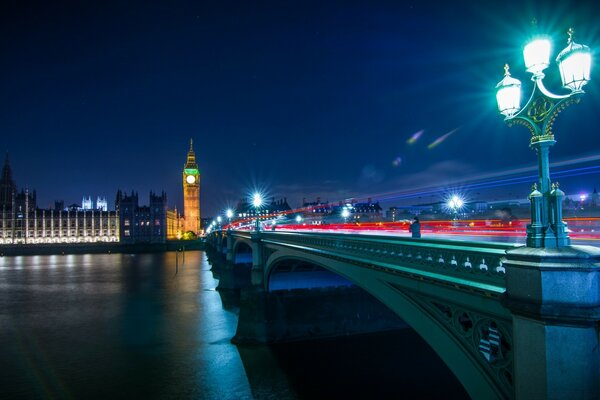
[2,0,600,215]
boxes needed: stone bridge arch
[267,255,355,291]
[232,238,253,265]
[264,247,506,400]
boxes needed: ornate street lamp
[447,194,464,221]
[495,28,591,247]
[252,192,263,231]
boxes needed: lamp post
[579,193,587,209]
[252,193,263,231]
[496,28,591,248]
[226,208,233,230]
[341,207,350,224]
[447,194,464,221]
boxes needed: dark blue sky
[2,0,600,216]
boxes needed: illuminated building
[352,199,383,220]
[182,139,201,235]
[115,190,182,243]
[0,207,119,245]
[166,208,181,240]
[81,196,93,210]
[386,206,400,222]
[0,155,119,245]
[80,196,108,211]
[325,199,382,223]
[235,197,291,218]
[96,197,108,211]
[302,197,330,214]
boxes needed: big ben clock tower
[183,139,201,234]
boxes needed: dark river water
[0,251,468,399]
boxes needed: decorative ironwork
[417,295,514,398]
[527,97,553,123]
[506,118,535,136]
[542,96,580,138]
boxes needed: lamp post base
[526,225,571,248]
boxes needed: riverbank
[0,239,204,257]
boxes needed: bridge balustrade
[255,231,516,294]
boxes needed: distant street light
[226,208,233,229]
[579,193,588,210]
[496,27,591,247]
[341,207,350,223]
[295,215,302,224]
[447,195,464,220]
[252,192,263,231]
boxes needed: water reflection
[0,251,468,399]
[0,251,253,399]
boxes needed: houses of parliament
[0,142,201,245]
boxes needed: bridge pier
[503,246,600,399]
[250,231,264,286]
[215,262,251,291]
[226,233,234,262]
[215,236,223,254]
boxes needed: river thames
[0,251,467,399]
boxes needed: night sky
[2,0,600,216]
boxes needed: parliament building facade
[0,156,119,245]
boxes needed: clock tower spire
[182,138,201,235]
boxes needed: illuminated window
[124,229,130,236]
[124,219,130,226]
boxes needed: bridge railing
[229,230,517,293]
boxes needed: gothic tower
[0,153,17,209]
[182,139,201,234]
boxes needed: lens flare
[406,129,424,144]
[427,127,459,149]
[392,156,402,167]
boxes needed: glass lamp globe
[252,193,263,208]
[524,38,551,76]
[495,64,522,118]
[556,31,591,93]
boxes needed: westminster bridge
[205,229,600,400]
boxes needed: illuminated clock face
[186,175,196,184]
